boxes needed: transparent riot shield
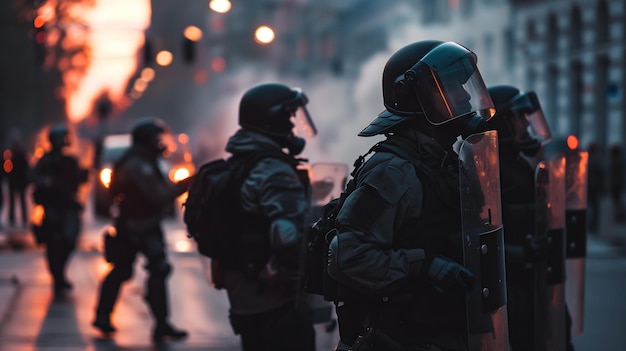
[564,151,588,337]
[535,157,567,351]
[458,130,510,351]
[306,162,349,324]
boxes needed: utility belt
[337,295,466,351]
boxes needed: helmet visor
[277,88,317,137]
[292,105,317,138]
[511,91,552,145]
[410,42,495,125]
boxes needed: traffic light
[33,17,46,65]
[182,37,196,65]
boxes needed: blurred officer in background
[326,40,505,351]
[7,137,31,228]
[92,117,192,343]
[220,83,316,351]
[487,85,575,351]
[31,124,89,296]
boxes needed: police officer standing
[486,86,551,350]
[486,85,575,351]
[92,117,191,343]
[326,40,502,350]
[220,83,316,351]
[31,124,89,296]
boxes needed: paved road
[0,194,625,350]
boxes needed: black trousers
[229,302,316,351]
[45,238,76,288]
[95,233,171,323]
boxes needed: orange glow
[156,51,173,66]
[567,135,579,150]
[211,57,226,72]
[34,16,46,28]
[3,160,13,173]
[184,26,203,42]
[32,205,45,227]
[133,79,148,92]
[178,133,189,144]
[38,0,152,123]
[194,69,209,84]
[3,149,12,160]
[141,67,155,82]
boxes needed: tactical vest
[112,148,165,218]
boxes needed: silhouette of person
[7,139,30,228]
[31,124,89,295]
[586,142,605,233]
[608,144,625,221]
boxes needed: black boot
[152,322,188,343]
[93,315,116,334]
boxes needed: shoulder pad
[362,157,413,204]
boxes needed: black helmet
[131,117,169,155]
[487,85,552,154]
[360,41,495,137]
[239,83,315,138]
[48,124,70,150]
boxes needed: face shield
[269,87,317,138]
[509,91,552,145]
[406,42,495,126]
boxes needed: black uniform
[31,127,88,294]
[93,118,190,343]
[221,83,317,351]
[486,85,575,351]
[327,40,497,351]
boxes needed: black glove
[426,255,475,293]
[524,235,549,262]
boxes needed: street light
[254,25,275,44]
[209,0,231,14]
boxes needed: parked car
[93,133,194,218]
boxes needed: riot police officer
[92,117,191,343]
[31,124,89,296]
[326,40,503,350]
[220,83,316,351]
[486,85,551,350]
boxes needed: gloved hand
[524,235,549,262]
[426,255,475,293]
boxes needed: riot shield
[534,157,567,351]
[458,130,510,351]
[564,151,588,337]
[307,162,348,324]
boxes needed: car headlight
[100,168,113,188]
[169,165,193,182]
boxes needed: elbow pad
[327,235,340,280]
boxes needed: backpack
[183,150,290,260]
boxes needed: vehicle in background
[94,133,194,218]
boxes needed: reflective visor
[408,42,495,125]
[293,105,317,137]
[268,87,317,137]
[511,91,552,144]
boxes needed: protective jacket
[330,133,467,349]
[222,128,309,315]
[112,145,188,220]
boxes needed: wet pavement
[0,195,625,350]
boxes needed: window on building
[547,14,558,56]
[503,27,515,70]
[569,5,582,51]
[596,0,609,46]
